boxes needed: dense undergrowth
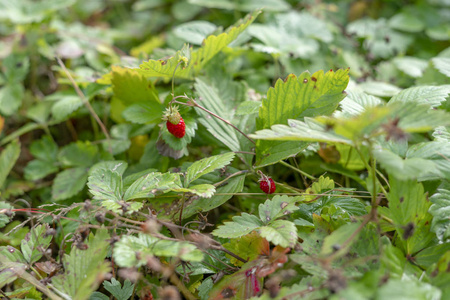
[1,0,450,299]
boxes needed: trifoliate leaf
[103,278,134,300]
[185,152,235,186]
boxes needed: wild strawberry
[163,106,186,138]
[259,177,276,194]
[166,118,185,138]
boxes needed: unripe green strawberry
[166,117,185,138]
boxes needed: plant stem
[55,57,111,151]
[279,160,316,180]
[173,98,256,145]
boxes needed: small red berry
[259,177,276,194]
[163,106,186,138]
[166,117,185,138]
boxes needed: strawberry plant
[1,1,450,299]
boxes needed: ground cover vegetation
[0,0,450,299]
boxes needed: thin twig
[55,57,111,149]
[279,160,316,180]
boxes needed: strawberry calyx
[163,105,181,125]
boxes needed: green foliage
[52,228,111,300]
[1,1,450,299]
[113,233,204,267]
[0,139,20,190]
[213,196,299,247]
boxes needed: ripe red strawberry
[259,177,276,194]
[166,117,185,138]
[163,106,186,138]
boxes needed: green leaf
[21,224,53,264]
[29,135,58,162]
[358,81,402,97]
[389,12,425,32]
[194,78,241,152]
[0,202,14,228]
[406,141,450,180]
[0,83,24,116]
[236,100,261,116]
[375,278,441,300]
[103,278,134,300]
[113,234,204,267]
[173,21,217,45]
[180,174,245,219]
[212,213,264,239]
[389,85,450,107]
[90,292,109,300]
[414,243,450,269]
[392,57,428,78]
[259,220,298,248]
[258,69,349,130]
[24,159,59,181]
[52,167,88,201]
[250,118,352,144]
[338,90,382,117]
[432,57,450,77]
[174,184,216,198]
[52,228,111,300]
[258,195,300,224]
[137,10,260,79]
[123,172,182,200]
[429,185,450,242]
[48,92,83,121]
[122,102,163,124]
[58,141,99,168]
[223,232,267,267]
[387,178,434,255]
[188,0,290,12]
[185,152,235,186]
[321,222,361,256]
[248,11,332,58]
[87,167,124,203]
[0,139,20,189]
[374,149,436,180]
[110,66,160,105]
